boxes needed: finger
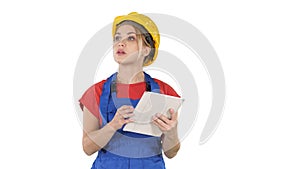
[152,120,166,131]
[124,118,134,124]
[119,105,134,111]
[119,108,134,115]
[169,108,177,120]
[152,120,160,127]
[156,113,171,124]
[152,115,158,121]
[153,118,170,130]
[122,113,135,119]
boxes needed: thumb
[169,108,177,120]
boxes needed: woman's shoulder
[79,79,107,106]
[84,78,108,93]
[89,79,107,93]
[153,78,180,97]
[79,79,108,120]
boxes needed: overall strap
[144,72,161,94]
[99,73,117,126]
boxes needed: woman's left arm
[152,109,181,159]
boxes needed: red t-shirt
[79,78,180,126]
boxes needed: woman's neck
[117,65,144,84]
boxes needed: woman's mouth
[117,49,126,55]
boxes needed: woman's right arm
[82,105,134,156]
[82,106,116,155]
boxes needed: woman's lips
[117,49,126,55]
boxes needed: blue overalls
[91,72,166,169]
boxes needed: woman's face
[113,24,143,66]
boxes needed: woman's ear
[143,46,151,57]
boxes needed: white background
[1,0,300,168]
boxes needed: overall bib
[91,72,166,169]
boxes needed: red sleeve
[79,80,106,125]
[154,79,180,97]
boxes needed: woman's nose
[118,40,126,47]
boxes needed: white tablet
[123,92,184,136]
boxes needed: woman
[79,12,181,169]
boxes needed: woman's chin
[115,57,133,65]
[114,55,142,66]
[114,56,125,64]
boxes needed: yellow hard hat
[112,12,160,66]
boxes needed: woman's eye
[114,36,121,42]
[128,36,135,41]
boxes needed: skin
[82,24,180,158]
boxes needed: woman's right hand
[108,105,135,130]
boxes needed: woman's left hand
[152,108,178,133]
